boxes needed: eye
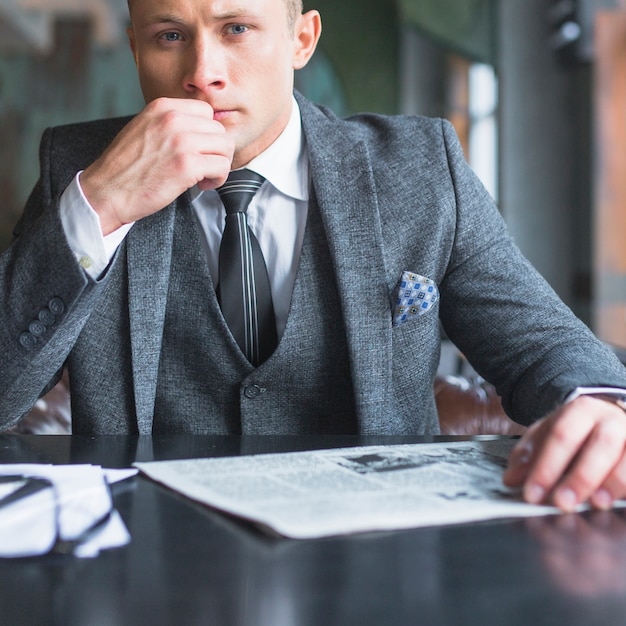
[159,31,184,43]
[227,24,249,35]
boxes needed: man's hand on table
[504,396,626,511]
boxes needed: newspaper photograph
[134,439,624,539]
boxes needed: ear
[292,10,322,70]
[127,27,139,65]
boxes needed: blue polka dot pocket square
[391,271,439,327]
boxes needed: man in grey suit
[1,0,626,512]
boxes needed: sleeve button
[38,308,55,325]
[19,332,37,351]
[28,321,46,338]
[48,297,65,316]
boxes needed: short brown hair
[286,0,304,33]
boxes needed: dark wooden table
[2,434,626,626]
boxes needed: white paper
[104,468,139,484]
[0,480,57,556]
[0,464,135,558]
[135,439,626,539]
[73,510,131,559]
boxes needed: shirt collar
[189,96,308,203]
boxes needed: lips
[213,110,234,122]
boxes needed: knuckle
[548,418,580,447]
[171,152,192,173]
[160,108,180,130]
[146,97,168,116]
[592,418,625,447]
[169,132,187,154]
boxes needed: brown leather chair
[3,370,524,436]
[3,371,71,435]
[436,342,626,435]
[435,374,526,435]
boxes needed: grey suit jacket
[2,92,625,434]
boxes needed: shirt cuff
[60,173,134,279]
[564,387,626,412]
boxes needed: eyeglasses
[0,473,113,558]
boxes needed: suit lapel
[126,201,177,434]
[299,97,393,431]
[125,98,394,433]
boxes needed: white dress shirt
[59,98,309,338]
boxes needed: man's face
[128,0,319,168]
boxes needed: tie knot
[217,169,265,215]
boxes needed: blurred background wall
[0,0,624,347]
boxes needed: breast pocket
[391,271,439,328]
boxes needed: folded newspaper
[134,439,624,539]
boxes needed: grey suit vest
[153,196,358,434]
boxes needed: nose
[183,38,226,95]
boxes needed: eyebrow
[140,13,187,26]
[212,9,254,20]
[141,9,259,26]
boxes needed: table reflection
[526,510,626,597]
[129,483,445,626]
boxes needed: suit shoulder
[40,116,134,190]
[302,99,451,154]
[342,111,451,148]
[334,112,462,173]
[45,116,133,156]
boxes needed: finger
[503,419,548,488]
[590,444,626,510]
[551,407,626,511]
[519,401,598,506]
[146,96,216,119]
[194,154,233,190]
[197,174,228,191]
[131,130,233,192]
[175,131,235,163]
[174,113,226,136]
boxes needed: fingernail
[555,487,578,512]
[592,489,613,511]
[525,484,545,504]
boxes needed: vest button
[243,385,265,399]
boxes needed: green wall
[309,1,401,115]
[396,0,497,64]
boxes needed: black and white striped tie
[216,169,277,366]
